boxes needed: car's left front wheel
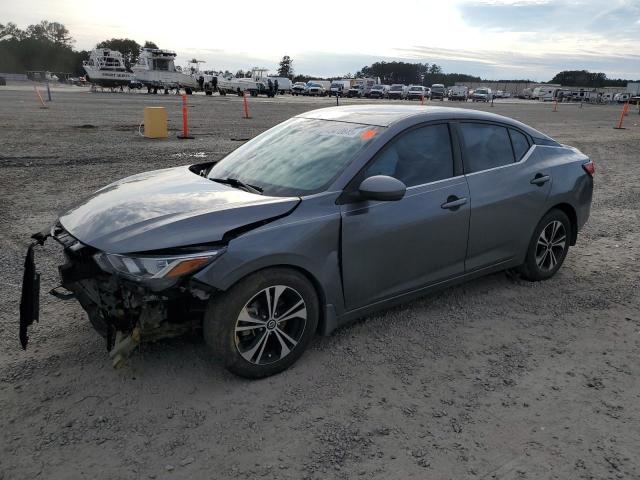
[203,268,319,378]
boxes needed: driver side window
[364,124,454,187]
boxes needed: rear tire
[518,209,571,281]
[203,268,319,379]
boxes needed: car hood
[58,166,300,254]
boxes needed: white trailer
[268,76,292,94]
[626,82,640,96]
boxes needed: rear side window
[364,124,453,187]
[509,129,530,161]
[460,123,514,173]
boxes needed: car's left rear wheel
[203,268,318,378]
[519,209,571,281]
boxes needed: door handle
[531,173,550,186]
[441,196,468,210]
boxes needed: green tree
[277,55,293,78]
[96,38,141,70]
[143,41,158,49]
[0,22,26,40]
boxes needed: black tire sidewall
[520,209,571,281]
[203,268,319,379]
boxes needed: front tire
[518,209,571,281]
[203,268,319,379]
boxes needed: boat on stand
[82,49,134,89]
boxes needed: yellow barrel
[143,107,168,138]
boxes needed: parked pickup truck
[471,87,492,102]
[291,82,306,95]
[305,81,327,96]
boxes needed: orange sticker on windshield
[361,129,377,141]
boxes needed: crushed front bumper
[19,225,209,356]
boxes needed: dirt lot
[1,85,639,480]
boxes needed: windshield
[372,85,383,90]
[431,86,444,91]
[476,89,488,94]
[308,83,320,87]
[390,85,402,91]
[409,86,422,91]
[208,118,382,196]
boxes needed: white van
[407,85,427,100]
[330,80,352,96]
[369,84,390,99]
[449,85,468,101]
[388,84,408,99]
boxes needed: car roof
[297,105,548,136]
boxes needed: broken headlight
[94,249,224,282]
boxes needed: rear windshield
[390,85,403,91]
[208,118,382,197]
[409,86,422,91]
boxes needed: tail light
[582,160,595,177]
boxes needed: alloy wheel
[234,285,307,365]
[535,220,566,271]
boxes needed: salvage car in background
[20,106,594,379]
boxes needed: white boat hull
[83,66,133,87]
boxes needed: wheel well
[549,203,578,245]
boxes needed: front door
[340,123,470,311]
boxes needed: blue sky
[4,0,640,80]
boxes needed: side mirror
[358,175,406,202]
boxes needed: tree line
[0,21,159,76]
[0,21,87,75]
[549,70,635,88]
[1,20,638,87]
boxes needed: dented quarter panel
[58,166,300,254]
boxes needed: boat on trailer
[82,49,133,88]
[132,48,198,93]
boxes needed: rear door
[458,122,552,271]
[340,123,470,310]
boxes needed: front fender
[192,195,345,331]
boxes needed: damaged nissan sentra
[20,106,593,378]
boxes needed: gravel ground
[1,85,639,480]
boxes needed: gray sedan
[19,106,594,378]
